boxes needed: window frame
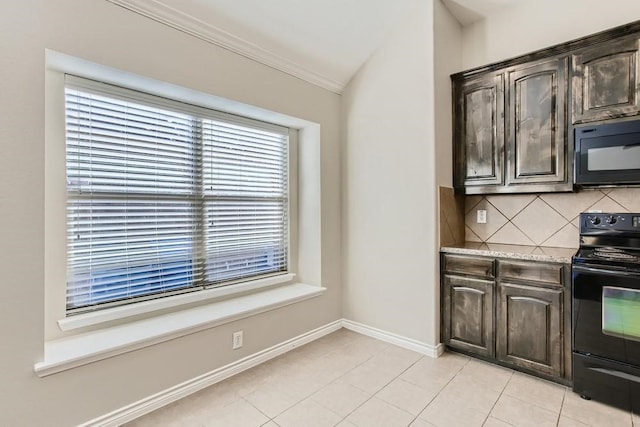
[63,77,292,314]
[44,52,309,340]
[39,50,325,376]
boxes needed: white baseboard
[342,319,444,358]
[81,318,443,426]
[80,319,343,427]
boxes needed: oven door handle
[573,264,640,278]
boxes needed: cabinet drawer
[498,260,563,285]
[443,254,494,278]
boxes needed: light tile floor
[126,329,638,427]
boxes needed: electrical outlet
[477,209,487,224]
[232,331,243,349]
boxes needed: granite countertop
[440,242,577,264]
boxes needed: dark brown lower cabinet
[442,274,494,357]
[441,253,570,384]
[496,281,563,377]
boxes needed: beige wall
[435,0,463,251]
[0,1,341,425]
[435,0,462,189]
[342,0,461,347]
[462,0,640,69]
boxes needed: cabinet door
[496,281,562,377]
[442,274,494,357]
[506,58,568,187]
[572,37,640,123]
[453,73,505,191]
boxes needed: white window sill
[59,273,297,331]
[34,283,325,377]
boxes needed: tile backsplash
[439,187,465,247]
[465,188,640,248]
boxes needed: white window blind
[65,76,289,313]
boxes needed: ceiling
[107,0,525,93]
[442,0,525,26]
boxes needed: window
[65,76,289,313]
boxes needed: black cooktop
[574,246,640,267]
[574,213,640,269]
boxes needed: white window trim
[63,76,292,315]
[36,283,325,377]
[58,273,296,331]
[40,49,324,374]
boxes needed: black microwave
[575,119,640,186]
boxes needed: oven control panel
[581,213,640,232]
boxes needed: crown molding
[106,0,344,94]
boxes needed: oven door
[573,264,640,365]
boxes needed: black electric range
[572,212,640,412]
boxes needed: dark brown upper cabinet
[453,73,505,190]
[453,58,570,194]
[506,58,569,188]
[572,36,640,124]
[452,20,640,195]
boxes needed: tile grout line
[539,194,584,223]
[291,341,407,426]
[335,350,467,426]
[607,188,637,212]
[486,194,537,222]
[243,396,276,424]
[243,337,379,424]
[466,196,485,215]
[473,195,538,245]
[583,191,607,213]
[559,387,635,426]
[285,347,379,424]
[406,355,472,426]
[480,369,515,426]
[444,213,461,246]
[555,388,567,427]
[515,195,548,245]
[539,222,580,249]
[483,219,511,244]
[465,224,483,243]
[536,195,590,247]
[493,379,567,422]
[333,353,428,425]
[507,214,540,246]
